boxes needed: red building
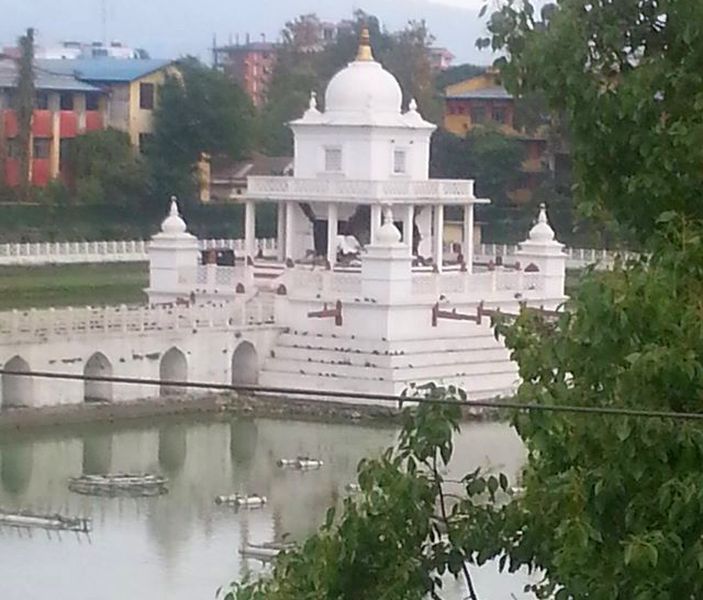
[213,40,278,107]
[0,58,105,188]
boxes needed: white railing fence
[0,238,279,266]
[0,296,277,345]
[0,237,635,269]
[474,243,639,270]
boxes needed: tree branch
[433,455,479,600]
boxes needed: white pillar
[276,202,285,262]
[463,203,474,274]
[433,204,444,273]
[284,201,295,261]
[402,204,414,256]
[326,203,338,267]
[370,204,382,245]
[244,200,256,259]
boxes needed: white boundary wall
[0,239,278,266]
[1,238,634,270]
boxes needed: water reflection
[229,418,258,468]
[82,432,113,474]
[0,417,529,600]
[158,424,187,475]
[0,442,33,495]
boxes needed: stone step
[275,330,501,355]
[269,345,512,370]
[258,369,517,402]
[262,356,517,384]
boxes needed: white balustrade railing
[0,297,278,345]
[0,235,634,271]
[0,238,278,266]
[247,176,477,202]
[474,243,638,270]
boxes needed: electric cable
[1,368,703,422]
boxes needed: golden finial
[356,26,374,62]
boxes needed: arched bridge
[0,300,282,409]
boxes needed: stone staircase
[259,324,519,402]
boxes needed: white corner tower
[147,197,200,304]
[516,203,567,299]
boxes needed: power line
[1,368,702,422]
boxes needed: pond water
[0,414,537,599]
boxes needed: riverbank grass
[0,263,148,310]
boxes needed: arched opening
[232,341,258,386]
[84,352,113,403]
[1,356,32,409]
[160,347,187,397]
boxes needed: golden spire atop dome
[356,26,374,62]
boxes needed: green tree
[479,0,703,242]
[15,27,35,201]
[67,128,149,207]
[431,127,527,240]
[149,58,254,205]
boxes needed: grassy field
[0,263,149,311]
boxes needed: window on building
[60,92,74,111]
[139,83,155,110]
[138,133,153,155]
[492,106,507,124]
[33,138,51,159]
[35,92,49,110]
[393,149,407,174]
[6,138,20,159]
[470,106,486,124]
[325,147,342,172]
[86,93,100,111]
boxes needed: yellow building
[38,59,177,153]
[443,69,551,203]
[443,70,516,136]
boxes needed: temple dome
[325,61,403,115]
[324,28,402,116]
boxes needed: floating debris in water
[0,508,91,533]
[68,473,168,497]
[276,457,324,470]
[215,494,267,508]
[240,541,295,562]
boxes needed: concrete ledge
[0,392,402,433]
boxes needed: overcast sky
[2,0,497,65]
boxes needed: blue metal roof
[37,58,173,83]
[0,59,102,92]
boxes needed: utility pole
[101,0,107,44]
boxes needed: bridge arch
[232,341,259,386]
[1,355,33,409]
[160,347,188,397]
[84,352,113,403]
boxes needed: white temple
[146,30,567,401]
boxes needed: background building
[0,58,106,187]
[213,39,277,107]
[37,58,175,153]
[443,69,550,202]
[428,47,454,71]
